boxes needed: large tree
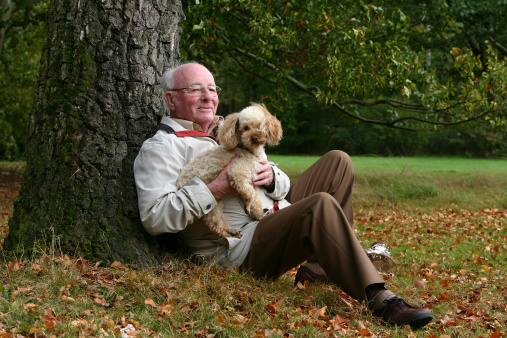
[5,0,184,264]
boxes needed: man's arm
[134,141,218,235]
[207,157,239,200]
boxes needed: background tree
[5,0,184,264]
[181,0,507,132]
[0,0,47,159]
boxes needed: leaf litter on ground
[1,166,506,337]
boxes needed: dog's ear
[217,113,241,149]
[265,111,283,146]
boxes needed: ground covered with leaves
[1,166,506,337]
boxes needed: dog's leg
[203,201,241,238]
[229,177,265,221]
[243,188,265,220]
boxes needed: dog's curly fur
[176,103,283,237]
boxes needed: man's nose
[201,88,213,100]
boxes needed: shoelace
[377,297,416,319]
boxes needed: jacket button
[206,204,212,209]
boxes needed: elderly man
[133,62,433,329]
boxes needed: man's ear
[164,91,175,110]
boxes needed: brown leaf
[93,296,106,306]
[144,298,157,308]
[359,328,372,336]
[0,330,12,338]
[23,303,38,313]
[311,306,327,318]
[264,299,281,315]
[216,313,225,323]
[110,261,123,268]
[7,261,20,272]
[440,280,452,287]
[414,279,427,288]
[42,307,59,328]
[60,295,76,303]
[158,304,173,317]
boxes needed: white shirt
[133,116,290,268]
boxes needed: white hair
[160,61,206,94]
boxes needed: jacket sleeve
[264,164,290,201]
[133,140,217,236]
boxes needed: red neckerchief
[159,123,217,142]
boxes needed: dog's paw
[226,226,241,237]
[212,225,241,238]
[246,205,265,220]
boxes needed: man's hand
[252,158,274,187]
[207,157,239,201]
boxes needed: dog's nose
[251,136,259,144]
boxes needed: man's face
[165,64,219,132]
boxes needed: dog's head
[217,102,283,151]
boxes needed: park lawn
[270,155,507,210]
[269,155,507,173]
[1,157,506,337]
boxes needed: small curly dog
[176,102,283,237]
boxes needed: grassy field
[271,155,507,210]
[1,157,506,337]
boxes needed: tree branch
[213,27,502,131]
[489,36,507,57]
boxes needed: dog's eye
[244,126,250,131]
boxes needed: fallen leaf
[23,303,38,313]
[356,320,366,330]
[110,261,123,268]
[61,295,76,303]
[359,328,372,336]
[311,306,327,318]
[0,331,12,338]
[144,298,157,308]
[7,261,20,272]
[159,304,173,317]
[414,279,427,288]
[264,298,282,316]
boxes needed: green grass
[0,161,25,172]
[270,155,507,210]
[269,155,507,174]
[1,157,507,336]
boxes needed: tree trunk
[5,0,184,265]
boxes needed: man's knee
[308,192,340,209]
[324,150,352,167]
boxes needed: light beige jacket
[133,116,290,268]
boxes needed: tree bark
[5,0,184,265]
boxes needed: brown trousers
[242,150,384,302]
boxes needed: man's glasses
[169,85,221,96]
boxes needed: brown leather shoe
[374,297,433,329]
[294,262,333,286]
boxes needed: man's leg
[287,150,354,226]
[287,150,397,275]
[243,151,432,329]
[243,193,432,329]
[243,192,383,303]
